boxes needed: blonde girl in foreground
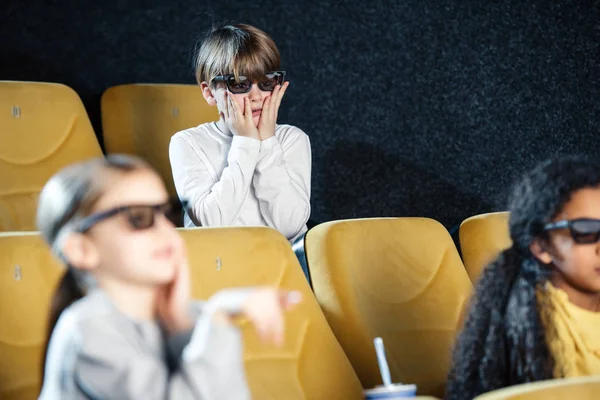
[38,155,301,399]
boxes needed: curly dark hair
[446,155,600,399]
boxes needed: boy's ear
[201,82,217,106]
[530,238,553,264]
[62,233,100,271]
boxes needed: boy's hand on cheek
[224,92,260,140]
[258,82,289,141]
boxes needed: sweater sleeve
[252,128,312,239]
[71,293,255,400]
[170,134,261,227]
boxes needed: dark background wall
[2,0,599,229]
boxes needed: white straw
[374,337,392,387]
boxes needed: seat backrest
[0,81,103,232]
[474,376,600,400]
[0,232,64,400]
[178,226,363,400]
[101,84,219,196]
[459,212,512,282]
[305,218,473,398]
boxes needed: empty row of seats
[1,80,218,232]
[1,215,512,399]
[1,81,515,246]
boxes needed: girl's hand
[240,287,301,346]
[224,92,260,140]
[258,82,289,141]
[156,240,194,335]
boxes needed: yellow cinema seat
[101,84,219,196]
[0,232,63,400]
[0,81,103,231]
[178,226,364,400]
[459,212,512,282]
[474,376,600,400]
[305,218,473,398]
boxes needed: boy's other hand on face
[258,82,289,141]
[224,92,260,140]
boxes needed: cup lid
[364,384,417,395]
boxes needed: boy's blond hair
[195,24,280,86]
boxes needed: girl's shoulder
[54,290,132,342]
[44,291,117,373]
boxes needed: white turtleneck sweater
[169,122,311,242]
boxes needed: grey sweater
[38,289,251,400]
